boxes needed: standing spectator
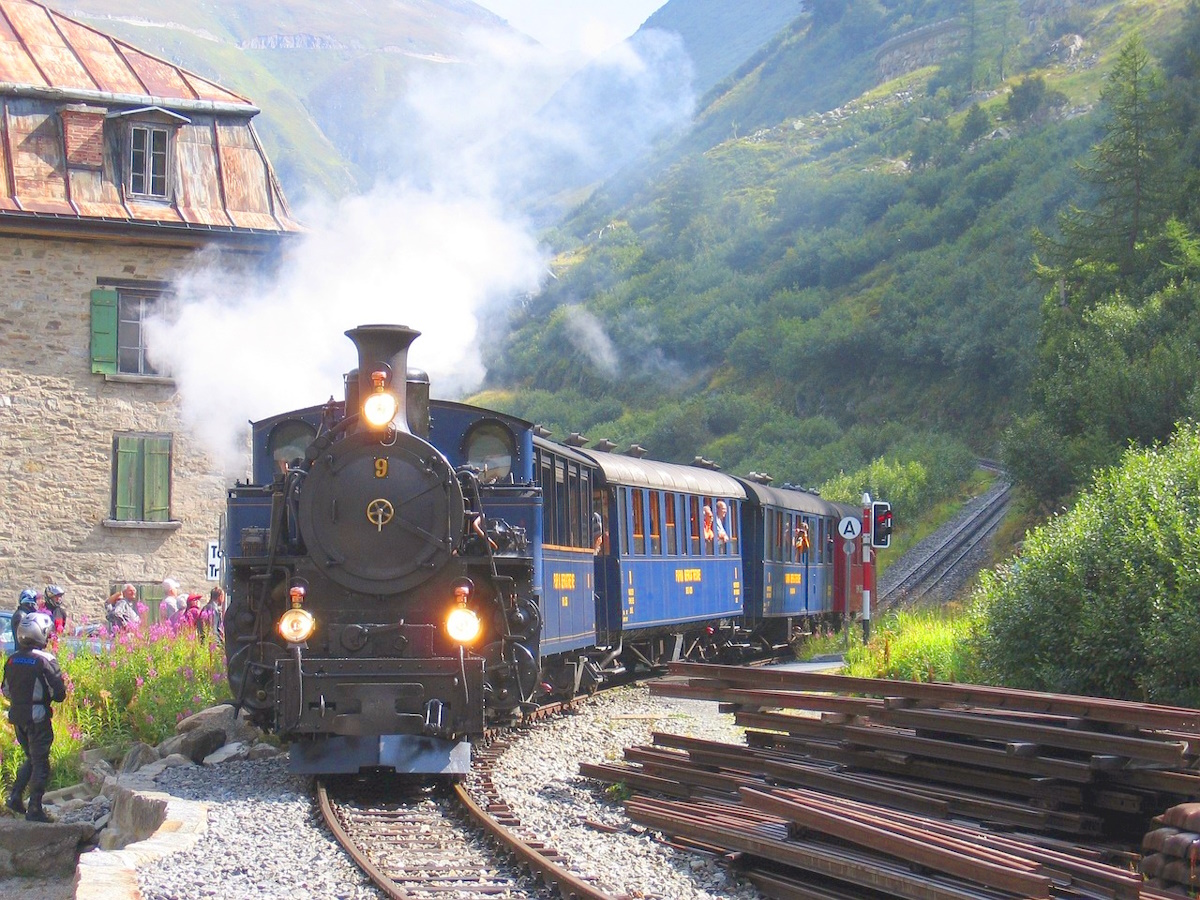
[11,589,39,647]
[172,593,203,630]
[2,611,67,822]
[105,584,141,632]
[200,587,225,642]
[160,579,184,621]
[42,586,67,635]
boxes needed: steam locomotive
[224,324,865,775]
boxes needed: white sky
[476,0,669,58]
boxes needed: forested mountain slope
[479,0,1198,512]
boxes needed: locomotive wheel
[504,597,542,643]
[228,641,288,719]
[482,640,538,713]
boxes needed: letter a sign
[838,516,862,540]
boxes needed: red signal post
[862,492,873,643]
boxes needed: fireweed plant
[0,607,230,794]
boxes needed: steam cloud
[146,25,695,473]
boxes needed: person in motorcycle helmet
[2,612,66,822]
[10,588,39,649]
[43,585,67,634]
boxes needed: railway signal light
[871,501,892,549]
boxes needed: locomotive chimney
[345,324,420,435]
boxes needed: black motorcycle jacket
[2,647,67,726]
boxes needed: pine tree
[1054,37,1177,282]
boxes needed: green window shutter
[143,436,172,522]
[91,289,119,375]
[114,436,144,520]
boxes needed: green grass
[843,606,980,683]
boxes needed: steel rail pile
[579,662,1200,899]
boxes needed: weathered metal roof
[739,480,839,516]
[0,0,250,106]
[584,450,749,499]
[0,0,298,237]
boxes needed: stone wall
[875,19,967,82]
[873,0,1101,82]
[0,235,250,623]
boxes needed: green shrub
[972,422,1200,703]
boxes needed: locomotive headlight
[362,389,399,428]
[278,608,316,644]
[362,369,399,428]
[446,607,481,644]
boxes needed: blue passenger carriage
[590,454,748,665]
[738,482,840,639]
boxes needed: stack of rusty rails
[578,662,1200,899]
[1140,803,1200,895]
[621,789,1143,900]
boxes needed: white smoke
[562,306,619,375]
[146,24,694,472]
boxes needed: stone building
[0,0,299,622]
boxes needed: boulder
[157,726,226,764]
[119,742,159,775]
[176,703,262,745]
[0,818,96,877]
[247,742,283,760]
[203,741,248,765]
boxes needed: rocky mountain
[55,0,799,215]
[58,0,515,201]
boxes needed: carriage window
[540,455,556,545]
[555,460,569,545]
[631,489,645,555]
[688,496,701,555]
[727,501,738,554]
[573,472,588,549]
[648,491,662,555]
[592,487,607,554]
[618,490,629,555]
[664,493,677,555]
[701,497,715,555]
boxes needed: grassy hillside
[643,0,806,97]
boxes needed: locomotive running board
[289,734,472,775]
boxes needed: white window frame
[129,124,170,198]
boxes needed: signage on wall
[206,540,222,582]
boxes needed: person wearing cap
[42,585,67,635]
[10,589,39,650]
[3,611,67,822]
[177,593,203,630]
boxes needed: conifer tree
[1053,37,1177,283]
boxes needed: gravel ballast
[133,685,763,900]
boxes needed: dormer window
[130,125,168,197]
[107,106,190,202]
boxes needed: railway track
[879,473,1012,609]
[317,717,618,900]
